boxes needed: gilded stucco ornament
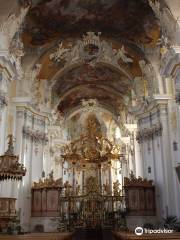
[50,32,133,67]
[0,135,26,181]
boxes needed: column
[134,138,143,177]
[159,103,176,217]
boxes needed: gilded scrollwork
[32,171,63,189]
[124,171,153,187]
[0,135,26,181]
[113,180,121,196]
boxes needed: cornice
[13,99,50,122]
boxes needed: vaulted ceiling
[20,0,163,116]
[23,0,159,46]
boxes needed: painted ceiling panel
[24,0,159,46]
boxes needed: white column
[159,104,176,217]
[134,138,143,177]
[0,107,7,154]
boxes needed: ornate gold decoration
[32,170,63,189]
[86,176,100,194]
[124,171,153,187]
[0,135,26,181]
[113,180,121,196]
[61,115,122,170]
[63,181,72,196]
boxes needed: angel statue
[113,180,121,196]
[114,45,133,63]
[50,42,70,63]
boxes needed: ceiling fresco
[20,0,161,117]
[57,85,127,116]
[23,0,160,46]
[53,64,132,97]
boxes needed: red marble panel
[47,190,58,212]
[33,190,42,212]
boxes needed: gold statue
[103,181,111,195]
[48,170,54,182]
[75,184,81,196]
[64,181,72,196]
[113,180,121,196]
[129,170,136,180]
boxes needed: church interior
[0,0,180,239]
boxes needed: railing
[59,193,126,229]
[31,187,126,229]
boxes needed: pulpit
[0,135,26,230]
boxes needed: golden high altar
[31,116,156,231]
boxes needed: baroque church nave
[0,0,180,239]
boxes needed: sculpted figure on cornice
[51,108,65,126]
[0,6,29,49]
[113,180,121,196]
[31,64,43,109]
[139,60,157,96]
[157,34,171,57]
[148,0,176,41]
[81,99,99,113]
[9,35,25,78]
[50,32,133,68]
[159,46,180,77]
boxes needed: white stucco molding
[160,46,180,77]
[0,55,17,82]
[134,94,172,120]
[12,97,51,122]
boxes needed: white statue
[50,32,133,68]
[99,40,115,64]
[0,6,29,43]
[50,42,70,63]
[114,45,133,63]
